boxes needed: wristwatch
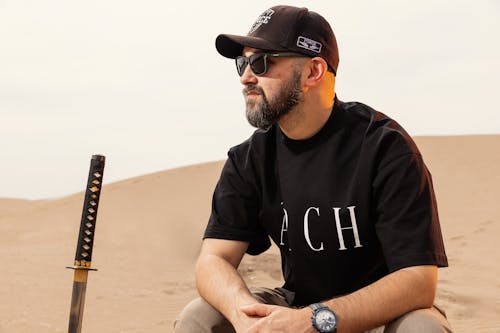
[309,303,337,333]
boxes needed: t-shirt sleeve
[373,152,448,272]
[204,149,271,255]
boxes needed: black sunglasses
[235,52,308,77]
[235,52,336,77]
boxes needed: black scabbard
[67,155,105,333]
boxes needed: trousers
[173,287,453,333]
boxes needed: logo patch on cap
[297,36,322,53]
[249,9,275,34]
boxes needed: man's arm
[242,265,437,333]
[323,265,437,332]
[195,238,261,332]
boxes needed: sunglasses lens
[249,53,267,76]
[235,54,268,76]
[236,56,248,76]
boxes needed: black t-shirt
[204,99,448,306]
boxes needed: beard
[243,69,303,130]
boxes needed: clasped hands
[236,303,314,333]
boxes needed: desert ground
[1,135,499,332]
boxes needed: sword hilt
[68,154,105,269]
[67,155,106,333]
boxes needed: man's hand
[232,313,261,333]
[240,304,314,333]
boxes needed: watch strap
[310,303,327,311]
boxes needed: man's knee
[384,307,452,333]
[173,297,235,333]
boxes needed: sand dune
[0,136,499,332]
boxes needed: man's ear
[303,57,329,87]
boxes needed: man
[175,5,452,333]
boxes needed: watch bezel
[310,303,337,333]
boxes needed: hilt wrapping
[73,155,105,267]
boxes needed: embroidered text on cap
[297,36,322,53]
[249,9,275,33]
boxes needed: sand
[0,135,499,332]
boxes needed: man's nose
[240,63,258,86]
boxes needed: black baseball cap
[216,5,339,74]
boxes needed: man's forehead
[242,47,262,56]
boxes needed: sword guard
[66,266,98,271]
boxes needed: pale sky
[1,0,499,199]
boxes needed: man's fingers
[240,303,272,317]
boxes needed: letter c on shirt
[304,207,324,252]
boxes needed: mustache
[242,85,264,95]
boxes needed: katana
[66,155,105,333]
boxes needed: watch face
[315,309,336,332]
